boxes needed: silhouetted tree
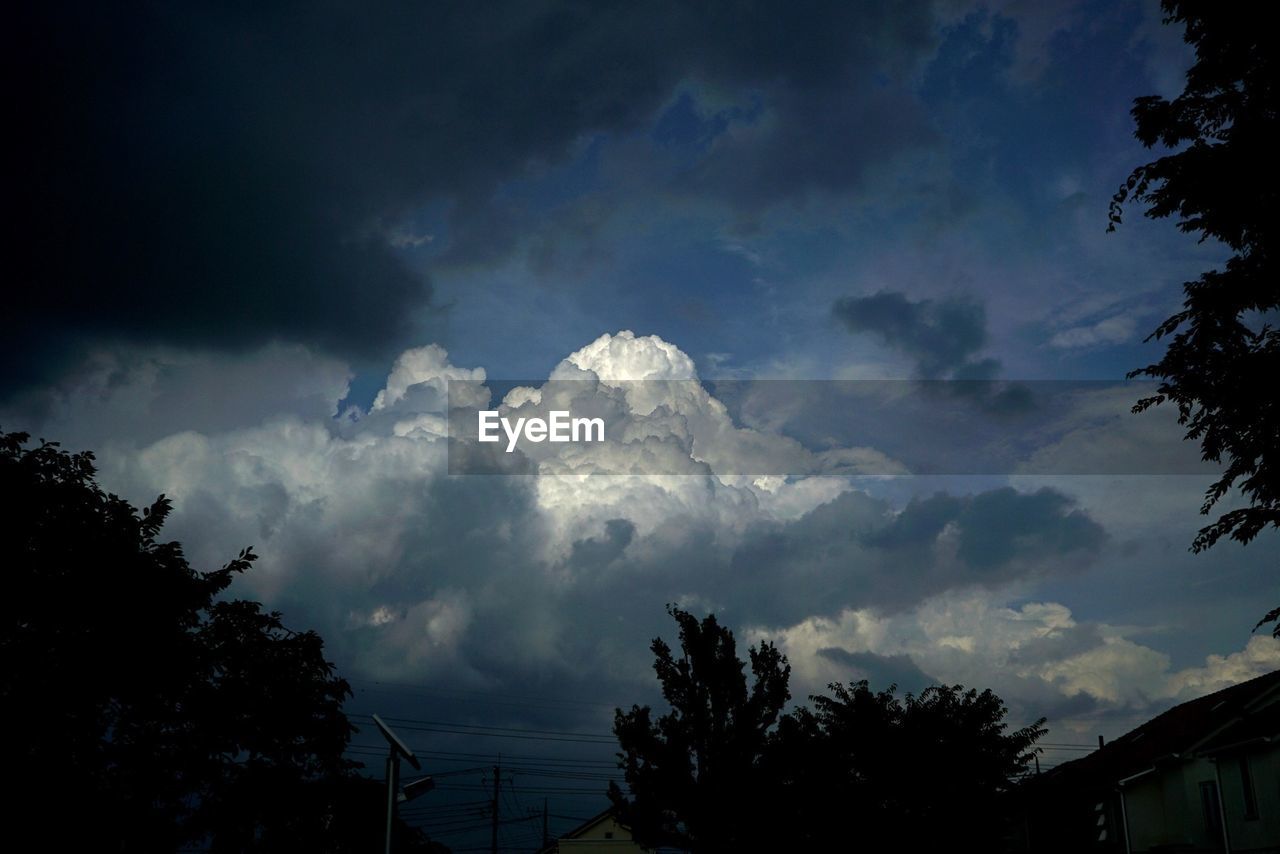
[611,607,1045,851]
[1108,1,1279,635]
[767,681,1046,849]
[609,605,791,852]
[0,431,360,851]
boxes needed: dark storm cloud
[815,648,934,694]
[567,518,637,571]
[868,487,1107,570]
[1007,623,1108,667]
[832,290,1034,412]
[10,1,945,393]
[833,291,988,378]
[726,485,1106,621]
[675,22,939,214]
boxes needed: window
[1201,780,1223,837]
[1240,757,1259,820]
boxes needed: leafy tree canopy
[609,605,790,852]
[769,681,1045,849]
[1108,1,1278,634]
[0,430,359,851]
[611,606,1045,852]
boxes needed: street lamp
[373,713,433,854]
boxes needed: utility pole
[542,797,549,849]
[490,763,501,854]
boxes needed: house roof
[536,807,637,854]
[559,808,623,840]
[1037,668,1280,792]
[1196,677,1280,754]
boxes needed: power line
[1036,743,1099,750]
[349,678,621,709]
[351,712,616,743]
[416,824,495,838]
[356,747,618,766]
[401,803,491,818]
[346,746,619,770]
[435,785,617,795]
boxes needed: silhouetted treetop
[610,605,790,853]
[0,430,358,851]
[1108,1,1278,634]
[611,606,1045,852]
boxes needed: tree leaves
[1108,1,1279,634]
[611,607,1046,851]
[610,606,791,852]
[0,429,357,850]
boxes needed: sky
[8,0,1278,845]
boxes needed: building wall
[1217,743,1280,854]
[1123,758,1225,853]
[557,813,647,853]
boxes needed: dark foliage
[611,607,1045,852]
[609,605,790,852]
[1108,1,1278,635]
[768,681,1045,850]
[0,430,361,851]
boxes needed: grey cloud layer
[10,0,946,394]
[6,331,1274,735]
[833,290,994,379]
[728,486,1104,620]
[37,335,1101,669]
